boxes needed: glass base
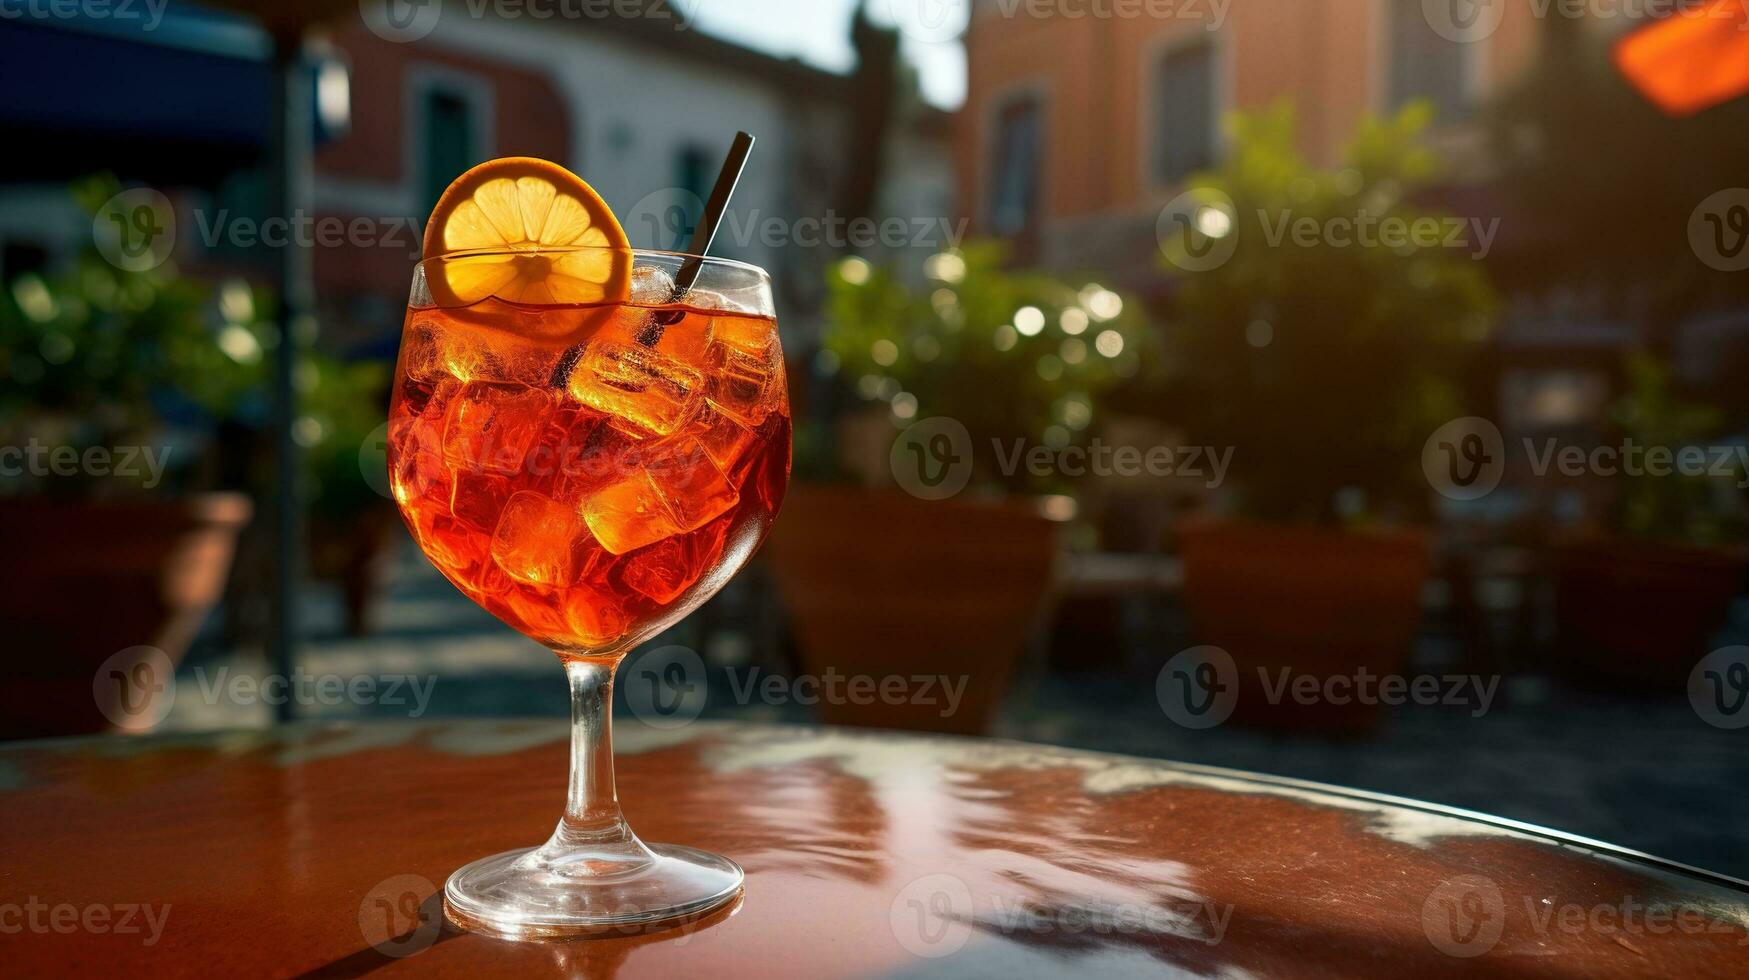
[444,842,744,940]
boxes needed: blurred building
[955,0,1539,282]
[0,0,954,357]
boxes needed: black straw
[644,131,755,337]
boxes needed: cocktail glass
[387,246,789,938]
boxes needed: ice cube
[709,313,773,354]
[564,584,631,649]
[629,265,677,306]
[646,436,740,533]
[618,514,732,605]
[579,468,682,555]
[443,382,553,476]
[618,538,694,604]
[578,438,739,556]
[691,403,756,473]
[387,411,448,505]
[566,342,702,436]
[418,513,511,597]
[450,471,512,533]
[707,334,782,427]
[491,491,581,587]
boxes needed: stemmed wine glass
[387,245,789,937]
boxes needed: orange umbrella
[1615,0,1749,116]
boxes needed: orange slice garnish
[422,157,631,311]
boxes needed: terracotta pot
[308,506,398,637]
[0,493,252,739]
[762,486,1061,735]
[1178,521,1431,732]
[1550,537,1744,692]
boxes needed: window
[668,143,713,251]
[421,89,478,215]
[1156,39,1217,184]
[989,97,1041,237]
[1389,0,1469,120]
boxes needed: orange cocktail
[389,154,785,937]
[388,291,789,653]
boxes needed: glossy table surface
[2,720,1746,977]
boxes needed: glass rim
[418,245,771,282]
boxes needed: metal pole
[266,35,312,723]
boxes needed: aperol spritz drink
[388,283,790,655]
[386,156,788,938]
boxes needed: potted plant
[301,353,397,636]
[1159,104,1497,730]
[763,245,1149,734]
[0,177,263,738]
[1550,354,1746,692]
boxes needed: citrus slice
[422,157,631,311]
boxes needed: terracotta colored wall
[959,0,1544,234]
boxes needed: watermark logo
[1423,417,1749,500]
[1690,646,1749,730]
[1158,648,1500,728]
[890,417,974,500]
[1690,189,1749,273]
[1156,645,1238,729]
[0,898,171,946]
[2,440,173,489]
[622,644,707,728]
[1423,417,1505,501]
[1422,0,1506,43]
[93,646,176,731]
[1157,188,1238,272]
[0,0,168,30]
[889,873,975,958]
[93,187,175,272]
[880,0,972,43]
[359,874,442,957]
[360,0,442,43]
[92,654,437,728]
[627,187,706,252]
[1422,875,1506,957]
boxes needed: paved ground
[172,542,1749,881]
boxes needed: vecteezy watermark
[0,440,171,489]
[0,898,171,947]
[1158,189,1501,271]
[620,645,970,727]
[887,417,1231,500]
[360,0,703,43]
[1422,416,1506,501]
[1157,646,1500,728]
[625,189,970,253]
[991,438,1232,487]
[724,668,968,719]
[0,0,169,30]
[1426,0,1749,45]
[1422,416,1749,501]
[889,417,975,501]
[191,210,426,260]
[1423,874,1749,958]
[93,647,438,730]
[93,187,434,269]
[1691,646,1749,730]
[1421,875,1506,958]
[1690,189,1749,273]
[359,874,442,958]
[888,872,1233,960]
[889,0,1234,44]
[93,187,175,272]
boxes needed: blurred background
[2,0,1746,877]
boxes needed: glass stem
[539,656,654,872]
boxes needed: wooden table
[3,721,1745,977]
